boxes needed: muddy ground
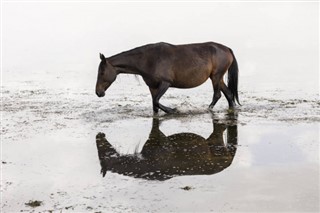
[1,73,319,212]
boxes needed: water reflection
[96,116,238,181]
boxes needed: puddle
[2,108,319,212]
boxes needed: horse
[96,117,238,181]
[95,42,240,113]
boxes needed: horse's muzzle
[96,91,105,97]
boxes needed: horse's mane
[109,42,172,59]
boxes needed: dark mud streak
[25,200,43,208]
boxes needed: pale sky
[2,1,319,92]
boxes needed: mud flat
[2,75,319,212]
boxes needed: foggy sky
[2,1,319,92]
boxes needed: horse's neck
[108,50,145,76]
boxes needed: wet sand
[2,74,319,212]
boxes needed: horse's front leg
[149,82,176,114]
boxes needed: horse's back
[151,42,230,88]
[139,42,233,88]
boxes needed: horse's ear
[99,53,106,62]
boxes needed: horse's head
[95,53,117,97]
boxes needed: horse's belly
[172,80,207,88]
[171,69,211,88]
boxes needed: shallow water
[2,75,319,212]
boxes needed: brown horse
[96,42,240,113]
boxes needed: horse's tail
[228,48,241,105]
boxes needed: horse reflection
[96,118,237,181]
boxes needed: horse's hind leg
[221,81,235,108]
[209,77,222,108]
[149,88,159,113]
[149,82,175,114]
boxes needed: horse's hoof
[166,108,177,114]
[172,108,178,113]
[227,108,235,113]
